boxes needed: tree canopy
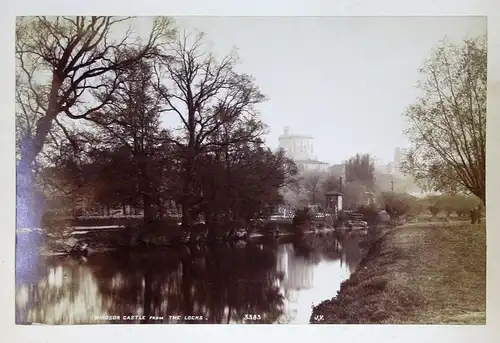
[345,153,375,191]
[401,36,486,204]
[15,17,294,230]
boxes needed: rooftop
[324,191,343,196]
[279,127,313,139]
[279,133,313,139]
[294,159,329,165]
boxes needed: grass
[311,221,486,324]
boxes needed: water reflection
[16,233,366,324]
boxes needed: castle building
[278,127,329,173]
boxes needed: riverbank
[310,221,486,324]
[18,220,346,256]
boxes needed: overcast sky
[158,16,486,164]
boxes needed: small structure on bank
[324,191,343,223]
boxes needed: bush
[41,210,72,236]
[422,194,482,223]
[293,207,313,226]
[357,205,379,225]
[381,192,418,222]
[428,204,441,217]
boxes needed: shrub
[293,207,313,227]
[381,192,418,222]
[357,205,379,225]
[41,210,72,236]
[428,205,441,217]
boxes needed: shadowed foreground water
[16,233,365,324]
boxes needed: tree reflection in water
[16,232,366,324]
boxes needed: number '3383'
[244,314,262,320]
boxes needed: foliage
[422,193,482,219]
[16,19,293,232]
[356,204,379,225]
[427,204,441,217]
[345,153,375,191]
[302,171,325,205]
[401,36,486,204]
[282,169,342,209]
[342,181,368,209]
[196,146,297,226]
[380,192,418,222]
[292,207,313,227]
[87,60,174,222]
[153,32,267,227]
[321,172,342,193]
[15,16,175,228]
[15,16,174,169]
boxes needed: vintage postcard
[14,15,488,326]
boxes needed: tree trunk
[139,155,156,225]
[143,193,154,224]
[19,74,62,170]
[474,188,485,208]
[470,210,477,224]
[181,156,194,229]
[16,74,63,229]
[181,200,190,229]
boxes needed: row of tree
[15,17,297,231]
[371,192,483,224]
[283,150,483,225]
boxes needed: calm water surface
[16,234,365,324]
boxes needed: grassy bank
[311,221,486,324]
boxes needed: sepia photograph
[14,15,487,325]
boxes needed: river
[15,233,367,324]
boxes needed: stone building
[278,127,329,173]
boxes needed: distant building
[294,159,329,173]
[278,127,329,173]
[385,161,395,174]
[278,126,314,161]
[370,156,385,171]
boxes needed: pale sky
[170,16,486,164]
[131,16,486,165]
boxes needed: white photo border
[1,1,498,342]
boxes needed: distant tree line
[379,192,483,224]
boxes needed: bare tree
[15,16,175,173]
[154,32,266,227]
[321,172,342,193]
[402,36,486,204]
[15,16,175,228]
[302,170,324,205]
